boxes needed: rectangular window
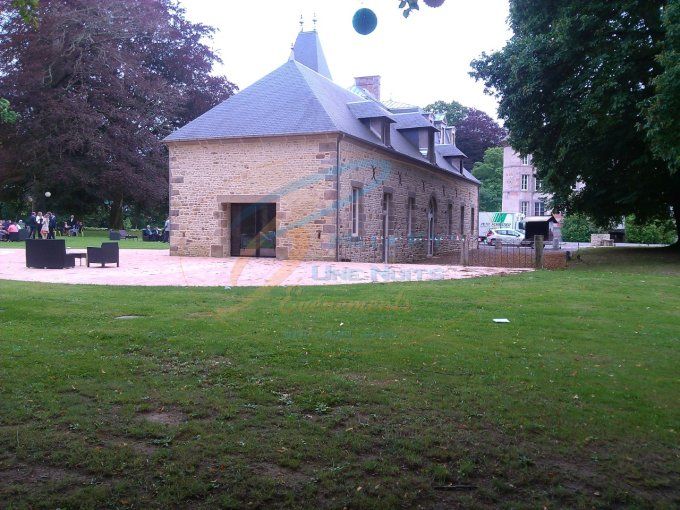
[351,187,360,236]
[521,155,530,165]
[520,201,529,216]
[447,203,453,235]
[534,201,545,216]
[534,177,541,192]
[521,174,529,191]
[407,197,415,236]
[460,205,465,235]
[382,120,391,147]
[470,207,475,234]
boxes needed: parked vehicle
[485,228,525,246]
[478,212,524,242]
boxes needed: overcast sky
[181,0,511,119]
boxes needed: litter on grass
[493,318,510,323]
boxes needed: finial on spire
[299,14,304,32]
[313,13,317,31]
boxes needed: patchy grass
[0,248,678,508]
[0,235,167,250]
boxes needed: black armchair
[25,239,76,269]
[87,242,119,267]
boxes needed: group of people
[0,219,22,241]
[26,212,58,239]
[0,212,83,241]
[142,219,170,242]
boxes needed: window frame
[521,174,529,191]
[351,187,360,236]
[534,201,545,216]
[447,203,453,236]
[407,196,415,236]
[520,201,529,216]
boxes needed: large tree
[645,0,680,174]
[425,100,506,164]
[0,0,236,227]
[472,0,680,243]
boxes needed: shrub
[625,215,677,244]
[561,213,594,242]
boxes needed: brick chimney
[354,75,381,101]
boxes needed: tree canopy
[472,146,503,211]
[0,0,236,226]
[645,0,680,174]
[472,0,680,242]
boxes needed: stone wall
[167,134,338,260]
[167,134,479,262]
[337,138,479,263]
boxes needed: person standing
[47,212,57,239]
[35,212,44,239]
[162,217,170,242]
[27,212,37,239]
[39,212,49,239]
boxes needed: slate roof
[436,144,467,158]
[291,31,332,80]
[164,46,478,184]
[346,101,395,122]
[393,112,438,131]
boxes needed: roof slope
[164,60,478,185]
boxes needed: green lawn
[0,232,168,250]
[0,248,678,508]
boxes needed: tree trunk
[108,196,124,230]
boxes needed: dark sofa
[25,239,76,269]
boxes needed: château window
[520,201,529,216]
[521,174,529,191]
[447,203,453,235]
[351,187,360,236]
[521,155,530,165]
[471,207,475,234]
[407,197,415,236]
[534,178,541,192]
[534,201,545,216]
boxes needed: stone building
[501,146,551,217]
[164,30,479,262]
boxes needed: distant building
[501,147,551,217]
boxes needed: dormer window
[367,117,392,146]
[382,120,391,147]
[347,100,396,147]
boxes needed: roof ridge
[289,60,343,132]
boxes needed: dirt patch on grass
[106,438,158,456]
[343,372,397,388]
[251,462,312,488]
[0,463,89,486]
[139,407,187,425]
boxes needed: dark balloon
[352,8,378,35]
[424,0,446,6]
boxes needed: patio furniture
[119,229,138,240]
[109,230,121,241]
[69,252,87,266]
[25,239,76,269]
[87,242,119,267]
